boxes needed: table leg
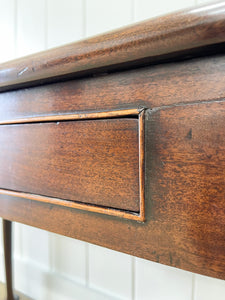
[3,220,19,300]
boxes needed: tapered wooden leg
[3,219,19,300]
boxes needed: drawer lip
[0,108,145,222]
[0,108,141,125]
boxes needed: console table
[0,1,225,299]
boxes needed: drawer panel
[0,110,144,220]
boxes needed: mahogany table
[0,1,225,299]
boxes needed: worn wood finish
[3,220,19,300]
[1,1,225,91]
[1,54,225,123]
[0,117,141,214]
[0,101,224,279]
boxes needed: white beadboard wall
[0,0,225,299]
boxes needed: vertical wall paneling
[51,234,86,285]
[89,244,133,299]
[14,253,118,300]
[131,257,135,300]
[85,0,134,37]
[85,243,89,288]
[194,275,225,300]
[47,0,83,49]
[14,258,50,300]
[20,226,50,268]
[135,258,193,300]
[0,0,15,63]
[134,0,196,21]
[14,223,22,259]
[16,0,46,56]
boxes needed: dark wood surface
[0,101,224,280]
[0,118,140,212]
[0,0,224,283]
[1,53,225,124]
[1,1,225,91]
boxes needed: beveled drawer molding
[0,108,145,221]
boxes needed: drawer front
[0,110,144,220]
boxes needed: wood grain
[0,108,141,125]
[1,1,225,91]
[0,101,224,280]
[1,53,225,123]
[0,118,140,213]
[0,0,225,282]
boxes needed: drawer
[0,109,144,221]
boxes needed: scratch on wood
[17,67,28,77]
